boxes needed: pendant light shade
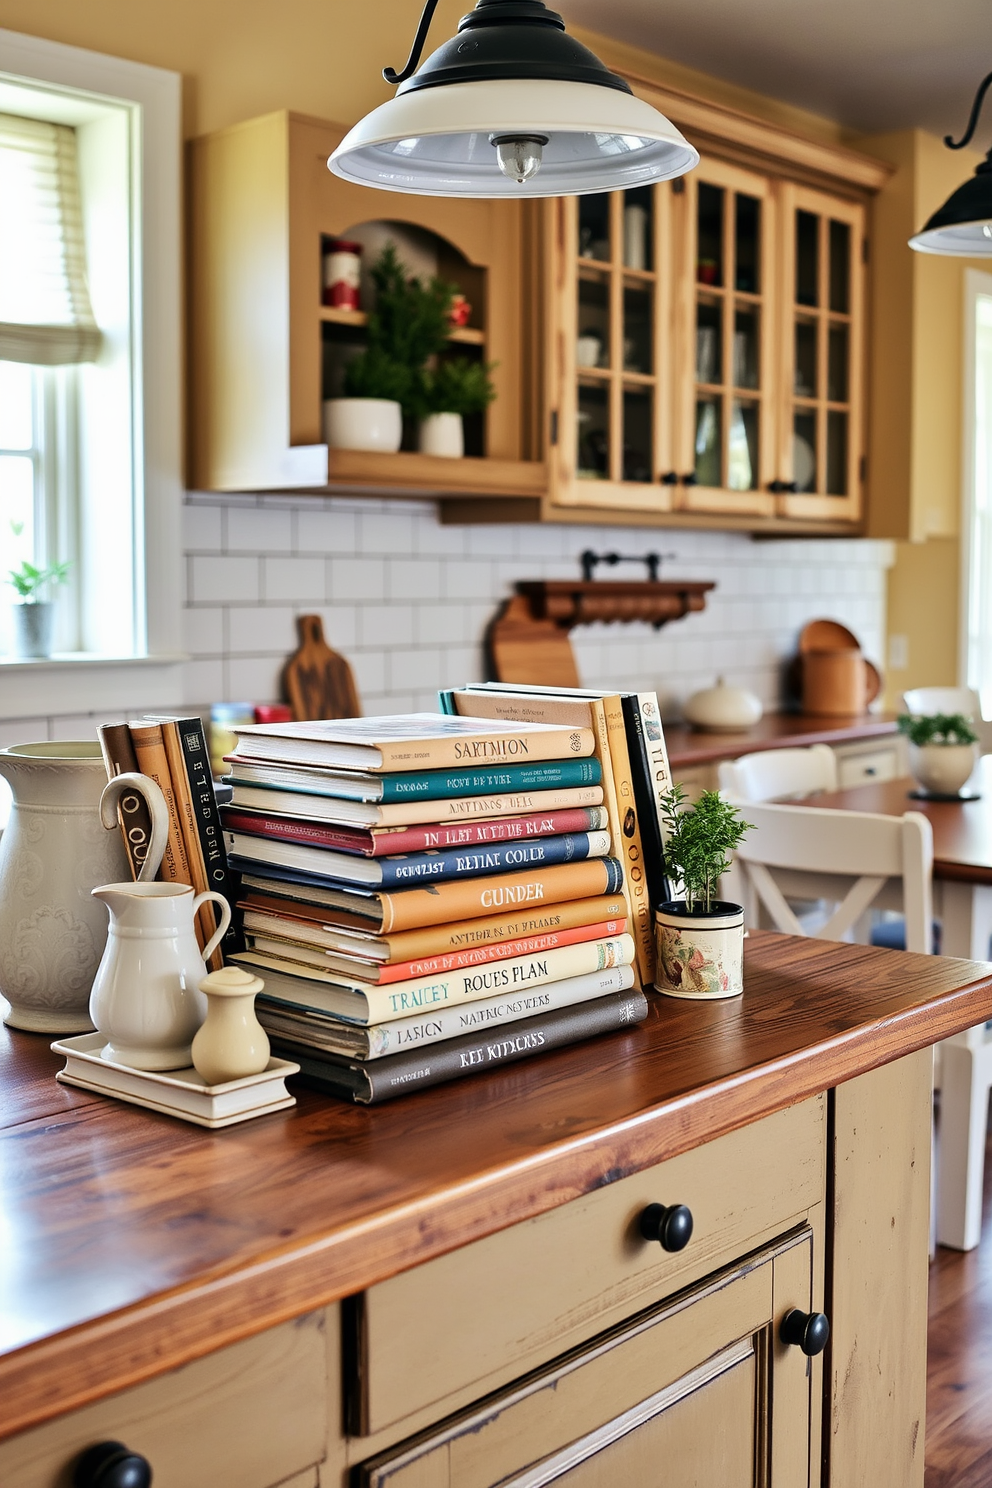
[910,71,992,255]
[328,0,699,198]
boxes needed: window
[963,269,992,710]
[0,27,183,718]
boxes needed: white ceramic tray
[52,1033,299,1128]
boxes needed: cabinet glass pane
[697,183,724,288]
[794,318,817,397]
[729,401,758,491]
[793,411,817,493]
[578,194,611,261]
[796,210,819,306]
[577,383,609,480]
[829,220,851,313]
[734,194,761,294]
[828,324,849,403]
[577,275,610,369]
[696,298,722,385]
[622,387,653,482]
[827,410,848,494]
[733,307,759,389]
[622,187,653,271]
[623,284,652,374]
[695,397,722,487]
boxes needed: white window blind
[0,111,101,364]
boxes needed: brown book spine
[601,694,655,986]
[157,720,221,969]
[97,722,153,881]
[128,724,193,891]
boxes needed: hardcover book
[224,828,611,889]
[272,988,649,1103]
[232,933,636,1025]
[226,779,605,827]
[257,963,636,1061]
[224,757,603,804]
[229,712,595,771]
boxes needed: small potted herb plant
[654,785,752,999]
[898,712,980,798]
[415,355,497,458]
[7,525,70,659]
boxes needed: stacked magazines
[221,713,649,1103]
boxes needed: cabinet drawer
[0,1314,328,1488]
[835,746,900,788]
[353,1096,825,1437]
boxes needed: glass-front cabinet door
[673,159,777,518]
[547,184,677,515]
[776,185,865,522]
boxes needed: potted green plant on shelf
[323,243,456,454]
[654,785,752,999]
[6,524,71,659]
[898,711,980,798]
[414,356,497,459]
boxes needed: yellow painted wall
[884,536,960,706]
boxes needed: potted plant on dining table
[654,785,752,999]
[898,711,980,799]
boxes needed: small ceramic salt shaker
[191,966,270,1086]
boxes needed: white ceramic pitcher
[89,882,232,1070]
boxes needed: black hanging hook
[383,0,442,85]
[945,70,992,150]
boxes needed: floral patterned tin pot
[654,900,744,1000]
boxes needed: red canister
[322,238,362,310]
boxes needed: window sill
[0,651,189,722]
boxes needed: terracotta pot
[654,900,744,1000]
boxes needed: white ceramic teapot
[89,881,232,1071]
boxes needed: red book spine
[375,916,627,984]
[370,806,603,856]
[220,807,373,855]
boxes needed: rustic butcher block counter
[1,934,989,1488]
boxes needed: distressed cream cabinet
[0,1053,930,1488]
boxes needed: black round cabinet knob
[73,1441,153,1488]
[779,1308,830,1357]
[639,1202,694,1252]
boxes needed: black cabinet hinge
[550,409,559,446]
[862,237,869,264]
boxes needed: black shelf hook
[383,0,442,85]
[945,70,992,153]
[580,550,675,583]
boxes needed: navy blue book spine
[375,830,606,888]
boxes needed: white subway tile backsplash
[227,655,283,702]
[297,508,357,555]
[182,503,223,553]
[359,603,415,649]
[387,557,441,602]
[182,606,225,657]
[190,555,259,604]
[262,556,326,604]
[329,555,385,602]
[227,606,297,655]
[226,507,294,554]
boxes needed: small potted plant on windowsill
[6,527,71,660]
[898,711,980,798]
[654,785,752,999]
[415,356,497,459]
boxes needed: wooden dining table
[810,752,992,1252]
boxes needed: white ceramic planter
[322,397,402,453]
[654,900,745,999]
[11,601,55,659]
[909,741,978,796]
[418,411,464,459]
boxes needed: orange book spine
[128,724,192,891]
[378,857,625,934]
[379,891,628,960]
[601,693,655,986]
[377,917,628,984]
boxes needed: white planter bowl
[909,741,978,797]
[322,398,402,453]
[418,411,464,459]
[654,900,744,999]
[683,677,762,732]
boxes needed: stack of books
[98,716,240,968]
[220,713,650,1103]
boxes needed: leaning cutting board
[282,614,362,721]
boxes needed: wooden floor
[926,1103,992,1486]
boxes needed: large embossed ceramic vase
[0,742,129,1033]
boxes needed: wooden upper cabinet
[188,111,545,497]
[538,79,890,534]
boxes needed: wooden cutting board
[282,615,361,720]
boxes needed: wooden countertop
[665,711,898,768]
[2,933,990,1441]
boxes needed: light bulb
[490,134,548,185]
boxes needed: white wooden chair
[718,743,837,803]
[734,802,933,953]
[901,685,982,719]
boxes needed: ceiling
[558,0,992,138]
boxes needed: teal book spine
[378,757,602,803]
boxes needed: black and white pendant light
[910,71,992,255]
[328,0,699,197]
